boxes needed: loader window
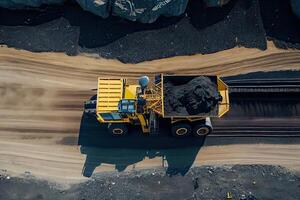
[118,99,136,113]
[100,113,113,120]
[111,113,122,120]
[100,113,121,120]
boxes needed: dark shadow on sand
[78,109,205,177]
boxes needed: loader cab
[117,98,146,114]
[118,99,136,113]
[122,83,146,114]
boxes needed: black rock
[163,76,222,116]
[0,18,79,55]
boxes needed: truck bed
[161,75,229,118]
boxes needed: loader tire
[108,123,128,136]
[171,123,191,137]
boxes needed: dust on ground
[0,44,300,184]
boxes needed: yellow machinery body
[93,74,229,135]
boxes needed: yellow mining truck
[84,74,229,137]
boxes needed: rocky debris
[192,177,199,189]
[24,171,31,176]
[0,0,299,63]
[0,0,64,8]
[240,193,258,200]
[291,0,300,18]
[0,165,299,200]
[1,0,299,24]
[1,0,300,24]
[204,0,231,7]
[0,0,189,23]
[112,0,189,23]
[0,176,64,200]
[0,18,79,55]
[164,76,222,116]
[0,169,8,180]
[75,0,110,19]
[259,0,300,50]
[0,0,268,63]
[95,0,267,62]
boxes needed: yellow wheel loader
[84,74,229,137]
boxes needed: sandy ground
[0,43,300,184]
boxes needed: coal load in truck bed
[164,76,222,116]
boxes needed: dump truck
[84,74,229,137]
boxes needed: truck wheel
[108,123,128,136]
[171,123,191,137]
[192,124,212,137]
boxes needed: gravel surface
[0,18,79,55]
[1,0,299,63]
[92,0,266,62]
[1,165,299,200]
[259,0,300,50]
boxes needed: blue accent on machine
[118,99,136,113]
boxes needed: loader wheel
[108,123,128,136]
[171,123,191,137]
[192,124,212,137]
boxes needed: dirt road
[0,44,300,184]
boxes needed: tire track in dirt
[0,45,299,183]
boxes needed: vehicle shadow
[78,112,206,177]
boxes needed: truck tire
[171,123,192,137]
[108,123,128,136]
[192,124,212,137]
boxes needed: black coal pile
[0,0,299,63]
[0,18,79,55]
[0,0,188,23]
[0,0,267,63]
[259,0,300,50]
[164,76,222,116]
[93,0,266,62]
